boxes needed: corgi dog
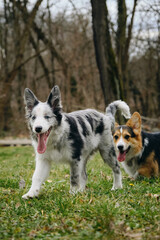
[113,112,160,179]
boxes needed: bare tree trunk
[47,0,56,87]
[0,0,12,131]
[91,0,124,105]
[32,36,39,95]
[0,0,43,131]
[117,0,138,99]
[157,23,160,112]
[13,2,25,115]
[116,0,127,77]
[91,0,112,104]
[91,0,138,105]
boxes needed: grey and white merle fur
[22,86,131,199]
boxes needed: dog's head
[24,86,62,154]
[113,112,142,162]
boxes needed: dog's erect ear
[24,88,39,111]
[126,112,141,132]
[47,85,62,113]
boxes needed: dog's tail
[106,100,131,127]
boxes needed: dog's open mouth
[118,146,130,162]
[37,127,52,154]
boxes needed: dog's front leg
[99,146,123,190]
[69,160,87,194]
[111,163,123,190]
[22,156,51,199]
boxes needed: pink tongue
[118,152,126,162]
[37,133,47,154]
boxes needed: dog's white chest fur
[121,158,139,178]
[44,148,71,164]
[33,134,72,164]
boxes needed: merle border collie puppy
[22,86,130,199]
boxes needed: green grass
[0,146,160,239]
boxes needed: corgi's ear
[115,122,119,128]
[126,112,141,131]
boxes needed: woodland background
[0,0,160,136]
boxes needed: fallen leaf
[16,202,21,209]
[89,197,93,204]
[29,230,37,237]
[100,171,105,178]
[79,199,84,203]
[125,232,143,239]
[145,193,160,200]
[145,193,152,197]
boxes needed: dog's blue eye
[44,116,50,119]
[32,116,36,120]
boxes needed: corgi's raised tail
[106,100,131,124]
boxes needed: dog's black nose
[118,145,124,151]
[35,126,42,133]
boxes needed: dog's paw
[111,184,123,190]
[69,186,85,195]
[22,189,39,199]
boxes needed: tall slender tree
[91,0,138,104]
[0,0,43,131]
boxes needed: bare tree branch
[124,0,138,67]
[13,47,47,72]
[3,0,43,83]
[29,34,52,88]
